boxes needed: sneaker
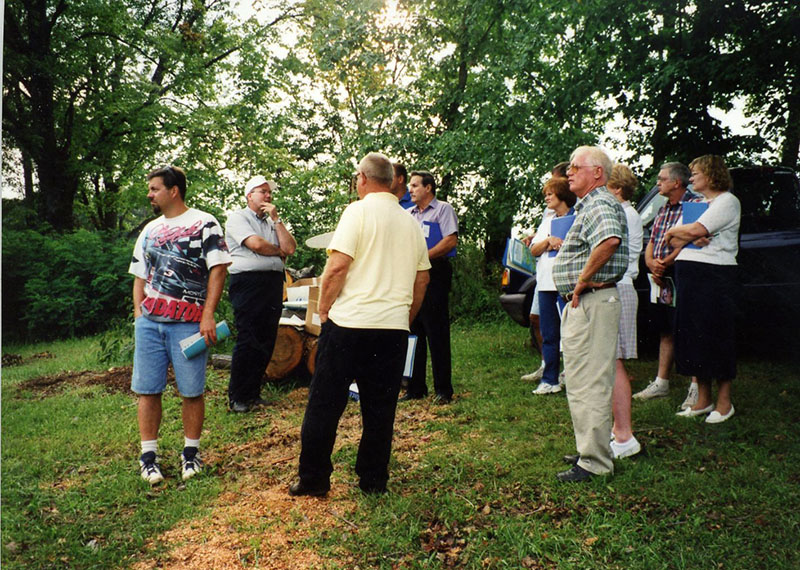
[680,383,699,410]
[610,436,641,459]
[558,371,566,386]
[139,451,164,485]
[632,380,669,400]
[532,382,562,395]
[521,363,545,381]
[181,448,204,481]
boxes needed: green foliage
[449,241,505,323]
[2,229,133,341]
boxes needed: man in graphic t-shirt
[129,166,231,485]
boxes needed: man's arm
[317,251,353,323]
[200,264,230,345]
[242,235,285,257]
[274,221,297,256]
[571,237,621,307]
[132,277,145,318]
[428,233,457,259]
[409,270,430,325]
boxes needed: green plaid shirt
[553,186,629,297]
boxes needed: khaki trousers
[561,287,621,475]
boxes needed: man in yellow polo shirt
[289,152,431,497]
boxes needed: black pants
[228,271,284,404]
[298,320,406,490]
[408,259,453,398]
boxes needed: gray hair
[571,146,613,184]
[358,152,394,188]
[660,162,690,188]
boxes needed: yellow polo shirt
[327,192,431,330]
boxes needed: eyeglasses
[567,163,596,174]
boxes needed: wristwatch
[274,218,283,225]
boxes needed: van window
[734,169,800,233]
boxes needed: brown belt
[562,282,616,302]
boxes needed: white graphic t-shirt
[129,208,231,323]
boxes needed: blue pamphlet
[422,221,456,258]
[404,335,418,378]
[502,238,536,276]
[180,321,231,360]
[548,215,576,257]
[682,202,708,249]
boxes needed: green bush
[449,242,505,323]
[2,229,133,341]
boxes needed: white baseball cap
[244,175,277,197]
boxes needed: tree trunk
[266,326,304,379]
[780,73,800,169]
[22,149,35,203]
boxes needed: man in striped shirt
[633,162,699,410]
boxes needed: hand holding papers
[180,321,231,359]
[502,238,536,276]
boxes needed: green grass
[2,322,800,568]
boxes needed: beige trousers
[561,287,621,475]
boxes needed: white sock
[184,437,200,450]
[141,440,158,456]
[654,377,669,388]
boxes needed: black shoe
[359,483,388,495]
[562,454,580,465]
[230,401,251,413]
[288,480,330,497]
[432,393,452,405]
[398,393,424,402]
[250,398,270,408]
[556,464,594,483]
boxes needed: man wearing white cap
[225,176,297,412]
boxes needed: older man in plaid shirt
[552,146,628,482]
[633,162,700,409]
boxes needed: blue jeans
[538,290,562,386]
[131,316,208,397]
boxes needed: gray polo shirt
[225,207,284,274]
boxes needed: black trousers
[298,320,406,490]
[408,259,453,398]
[228,271,284,404]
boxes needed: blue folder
[682,202,708,249]
[548,215,576,257]
[422,221,456,258]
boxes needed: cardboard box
[305,285,321,336]
[286,277,322,304]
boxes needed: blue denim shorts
[131,317,208,397]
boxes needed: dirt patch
[2,351,55,367]
[15,366,143,396]
[129,390,449,569]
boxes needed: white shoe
[181,451,204,481]
[680,383,699,410]
[611,436,641,459]
[633,380,669,400]
[532,382,562,395]
[558,371,565,386]
[705,405,734,424]
[521,363,545,381]
[676,404,714,417]
[139,452,164,485]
